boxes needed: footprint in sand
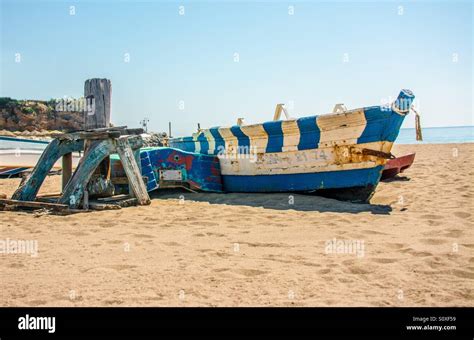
[361,230,387,235]
[443,229,464,238]
[70,231,89,236]
[427,220,444,226]
[103,299,124,305]
[98,222,114,228]
[300,261,321,267]
[163,241,181,246]
[212,268,230,273]
[419,238,448,245]
[28,300,47,306]
[81,264,137,273]
[240,242,288,248]
[232,268,268,277]
[451,270,474,280]
[133,233,154,239]
[424,258,445,269]
[346,266,371,275]
[404,249,433,257]
[386,243,405,250]
[8,262,25,268]
[420,214,444,220]
[453,211,471,219]
[205,232,225,237]
[371,258,398,264]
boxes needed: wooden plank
[0,199,69,211]
[97,194,130,202]
[36,197,60,203]
[54,131,121,141]
[62,153,73,190]
[12,139,84,202]
[59,139,115,208]
[89,202,122,211]
[129,148,142,197]
[115,137,150,205]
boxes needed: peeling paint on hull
[168,90,415,202]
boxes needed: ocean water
[396,126,474,144]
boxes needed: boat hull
[223,165,384,202]
[169,90,415,202]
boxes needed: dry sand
[0,143,473,306]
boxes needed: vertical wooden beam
[129,148,142,197]
[62,153,73,190]
[84,78,111,129]
[84,78,112,180]
[115,137,150,205]
[83,189,89,210]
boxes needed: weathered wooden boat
[168,89,415,202]
[381,153,416,180]
[110,147,222,193]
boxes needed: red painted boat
[381,153,416,180]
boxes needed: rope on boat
[411,106,423,141]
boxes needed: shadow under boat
[150,189,392,215]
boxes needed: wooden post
[84,79,111,129]
[62,153,72,190]
[84,78,112,180]
[83,189,89,210]
[115,137,150,205]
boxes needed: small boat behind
[0,136,81,177]
[381,153,416,180]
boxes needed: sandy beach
[0,143,473,307]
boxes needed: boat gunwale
[170,105,391,143]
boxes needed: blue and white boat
[169,90,415,202]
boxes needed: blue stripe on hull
[262,120,283,153]
[297,116,320,150]
[222,165,384,193]
[197,133,209,154]
[209,127,225,154]
[358,107,405,144]
[230,126,250,153]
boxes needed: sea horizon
[1,125,473,149]
[396,125,474,144]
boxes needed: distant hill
[0,97,84,133]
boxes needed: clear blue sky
[1,0,472,136]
